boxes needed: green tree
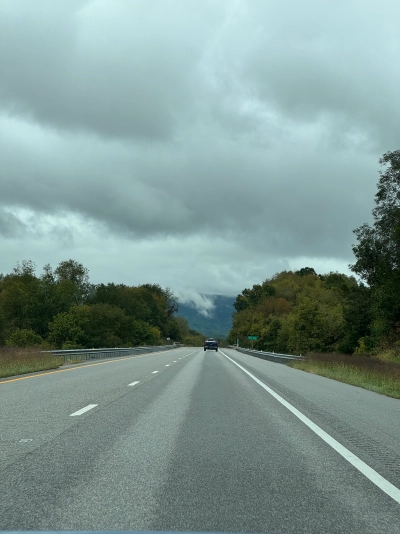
[54,259,90,304]
[168,316,190,341]
[295,267,317,277]
[0,261,42,340]
[85,303,131,347]
[48,305,91,349]
[6,328,44,347]
[33,264,82,338]
[91,284,152,322]
[0,258,180,350]
[351,150,400,345]
[130,320,161,346]
[91,282,177,338]
[233,282,276,312]
[283,296,322,354]
[13,259,36,277]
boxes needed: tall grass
[289,352,400,399]
[0,346,63,379]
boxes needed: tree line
[228,149,400,355]
[0,259,200,349]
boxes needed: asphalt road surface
[1,347,400,533]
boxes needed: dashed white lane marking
[165,364,170,367]
[152,371,159,374]
[221,350,400,505]
[70,404,98,417]
[128,381,140,386]
[173,361,177,362]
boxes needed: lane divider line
[128,381,140,386]
[69,404,98,417]
[165,364,170,367]
[152,371,159,374]
[220,350,400,505]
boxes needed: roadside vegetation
[0,346,63,379]
[228,149,400,398]
[0,259,207,377]
[227,268,368,355]
[0,258,202,351]
[288,352,400,399]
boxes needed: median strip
[69,404,98,417]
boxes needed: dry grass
[288,352,400,399]
[0,346,63,379]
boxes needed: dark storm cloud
[1,0,399,289]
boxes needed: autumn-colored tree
[229,269,358,354]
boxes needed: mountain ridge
[176,294,235,339]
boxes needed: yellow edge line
[0,353,149,385]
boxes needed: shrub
[6,328,44,348]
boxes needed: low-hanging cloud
[177,290,216,318]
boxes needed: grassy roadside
[0,346,63,379]
[288,352,400,399]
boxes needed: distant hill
[176,294,235,339]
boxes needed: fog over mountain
[176,295,235,338]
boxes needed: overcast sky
[1,0,399,305]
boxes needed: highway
[1,347,400,532]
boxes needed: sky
[1,0,400,307]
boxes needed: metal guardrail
[46,345,178,364]
[235,347,304,364]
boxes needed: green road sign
[248,335,258,340]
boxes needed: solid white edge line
[128,381,140,386]
[69,404,98,417]
[220,350,400,505]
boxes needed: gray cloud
[0,0,398,294]
[0,0,218,140]
[0,208,26,238]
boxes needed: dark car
[204,338,218,351]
